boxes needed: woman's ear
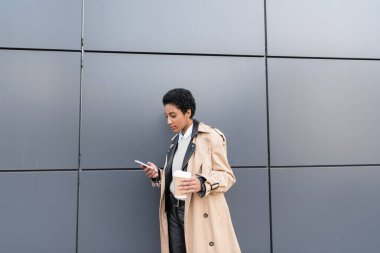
[186,109,192,119]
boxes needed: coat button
[209,242,214,246]
[203,213,208,218]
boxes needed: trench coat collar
[197,121,211,133]
[166,119,204,172]
[181,119,213,171]
[169,118,206,143]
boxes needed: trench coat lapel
[181,120,199,171]
[181,143,195,171]
[164,134,179,186]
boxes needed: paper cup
[173,170,191,200]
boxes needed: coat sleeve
[196,130,236,197]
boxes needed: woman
[140,88,240,253]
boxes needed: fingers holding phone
[135,160,159,179]
[144,162,159,179]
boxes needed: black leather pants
[167,193,186,253]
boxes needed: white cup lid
[173,170,191,178]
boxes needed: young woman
[140,88,240,253]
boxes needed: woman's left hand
[178,176,201,194]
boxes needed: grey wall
[1,0,379,253]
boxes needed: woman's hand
[140,162,159,179]
[178,176,201,194]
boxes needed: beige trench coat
[155,122,241,253]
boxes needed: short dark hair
[162,88,196,118]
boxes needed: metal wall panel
[84,0,265,55]
[77,170,160,253]
[0,171,77,253]
[77,169,269,253]
[0,0,82,50]
[267,0,380,58]
[0,50,81,170]
[268,58,380,166]
[81,53,267,169]
[271,166,380,253]
[226,168,271,253]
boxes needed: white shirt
[170,123,193,196]
[178,123,193,142]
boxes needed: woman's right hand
[140,162,159,179]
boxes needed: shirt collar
[179,123,193,141]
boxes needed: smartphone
[134,160,154,170]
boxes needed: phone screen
[135,160,153,169]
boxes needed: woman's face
[164,103,192,133]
